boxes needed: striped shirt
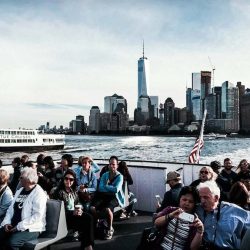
[161,218,190,250]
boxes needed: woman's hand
[73,208,83,216]
[4,224,13,232]
[169,208,184,219]
[191,216,204,234]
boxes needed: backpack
[96,219,109,239]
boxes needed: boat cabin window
[5,139,10,143]
[5,131,10,135]
[11,131,16,135]
[0,139,4,143]
[0,131,4,134]
[11,139,16,143]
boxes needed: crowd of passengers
[0,156,250,249]
[0,154,137,250]
[145,158,250,250]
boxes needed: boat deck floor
[51,212,153,250]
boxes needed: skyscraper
[89,106,100,133]
[104,94,127,114]
[138,42,149,101]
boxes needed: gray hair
[21,167,38,184]
[197,180,220,197]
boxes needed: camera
[178,212,194,223]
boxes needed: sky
[1,0,250,128]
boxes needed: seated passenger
[0,169,13,224]
[155,186,204,250]
[54,154,74,186]
[51,169,94,250]
[74,156,98,211]
[156,171,183,213]
[236,159,250,181]
[196,180,250,249]
[190,166,217,188]
[118,161,137,218]
[210,160,222,175]
[20,154,29,168]
[0,167,47,249]
[216,158,238,201]
[36,154,45,175]
[229,181,250,210]
[9,157,21,194]
[37,156,56,194]
[14,161,38,193]
[90,156,124,240]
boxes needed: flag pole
[195,109,207,163]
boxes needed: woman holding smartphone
[154,186,204,250]
[52,169,94,250]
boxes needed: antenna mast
[143,39,145,58]
[208,56,216,91]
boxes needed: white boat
[0,128,65,152]
[203,133,227,139]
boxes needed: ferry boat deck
[51,212,152,250]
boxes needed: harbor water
[1,135,250,166]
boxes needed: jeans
[0,227,39,250]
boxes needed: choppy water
[1,135,250,166]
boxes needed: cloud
[26,103,90,110]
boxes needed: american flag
[188,138,204,164]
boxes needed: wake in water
[1,135,250,166]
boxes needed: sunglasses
[200,170,209,175]
[64,177,74,182]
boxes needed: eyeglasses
[200,171,209,175]
[64,177,74,182]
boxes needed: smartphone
[178,212,195,223]
[155,195,162,204]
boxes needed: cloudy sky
[1,0,250,128]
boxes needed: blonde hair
[200,166,218,180]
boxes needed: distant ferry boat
[203,133,227,139]
[0,128,65,152]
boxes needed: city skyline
[1,0,250,128]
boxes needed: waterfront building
[149,96,159,118]
[104,94,127,114]
[134,95,154,126]
[205,93,217,119]
[46,122,50,130]
[138,42,149,102]
[173,107,187,125]
[164,98,175,129]
[207,81,239,133]
[239,90,250,133]
[191,89,201,121]
[89,106,100,133]
[237,82,246,129]
[186,87,193,124]
[159,103,164,126]
[192,72,201,90]
[110,111,129,132]
[200,71,212,115]
[100,112,111,131]
[213,86,222,119]
[69,115,85,134]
